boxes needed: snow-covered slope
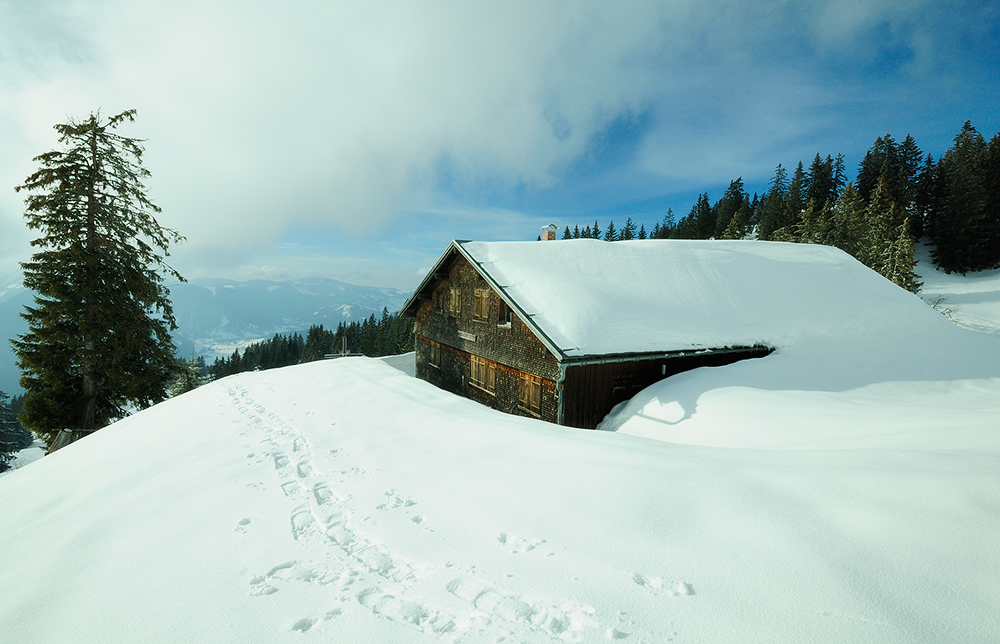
[916,242,1000,340]
[1,354,998,644]
[2,241,1000,643]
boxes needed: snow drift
[2,240,999,643]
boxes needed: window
[518,373,541,414]
[428,342,440,368]
[449,287,462,317]
[497,299,512,327]
[435,289,447,313]
[470,355,496,393]
[474,289,489,322]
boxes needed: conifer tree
[784,162,807,231]
[832,154,847,200]
[1,391,34,471]
[562,226,572,240]
[713,178,746,238]
[637,223,646,240]
[604,220,617,241]
[933,121,989,273]
[12,110,184,442]
[170,357,205,397]
[795,199,833,245]
[983,132,1000,268]
[883,218,922,293]
[805,154,835,209]
[857,134,899,202]
[758,164,788,240]
[620,217,637,240]
[829,182,866,258]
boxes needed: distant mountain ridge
[0,275,412,394]
[168,277,411,358]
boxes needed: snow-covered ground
[915,242,1000,340]
[1,246,999,643]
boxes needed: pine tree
[562,226,572,240]
[862,176,899,270]
[713,178,746,238]
[0,391,35,471]
[795,199,832,245]
[983,132,1000,268]
[620,217,637,240]
[857,134,899,202]
[933,121,989,273]
[830,182,866,258]
[572,225,581,239]
[170,357,205,397]
[604,220,617,241]
[883,218,922,293]
[832,154,847,200]
[637,223,647,240]
[758,164,788,240]
[12,110,184,442]
[784,162,807,232]
[805,154,835,210]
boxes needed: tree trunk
[79,117,99,431]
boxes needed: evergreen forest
[558,121,1000,292]
[197,309,414,383]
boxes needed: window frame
[497,299,513,327]
[518,373,541,414]
[470,355,496,393]
[473,288,490,323]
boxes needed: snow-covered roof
[415,238,925,359]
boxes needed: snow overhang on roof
[406,238,917,361]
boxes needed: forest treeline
[558,121,1000,291]
[195,309,414,383]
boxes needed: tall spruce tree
[758,164,788,239]
[932,121,989,273]
[12,110,184,442]
[829,182,866,259]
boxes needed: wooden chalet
[400,238,772,429]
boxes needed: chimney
[540,223,558,241]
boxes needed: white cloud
[0,0,988,280]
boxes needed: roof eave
[399,240,469,318]
[453,241,568,362]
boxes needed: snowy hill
[2,245,999,643]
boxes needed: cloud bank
[0,0,994,280]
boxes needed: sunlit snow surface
[2,244,1000,643]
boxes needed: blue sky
[1,0,998,290]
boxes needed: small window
[497,300,512,327]
[449,287,462,317]
[518,373,541,413]
[470,355,496,393]
[435,289,447,313]
[474,289,490,322]
[428,342,440,368]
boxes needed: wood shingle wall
[413,254,559,423]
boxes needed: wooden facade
[401,241,772,429]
